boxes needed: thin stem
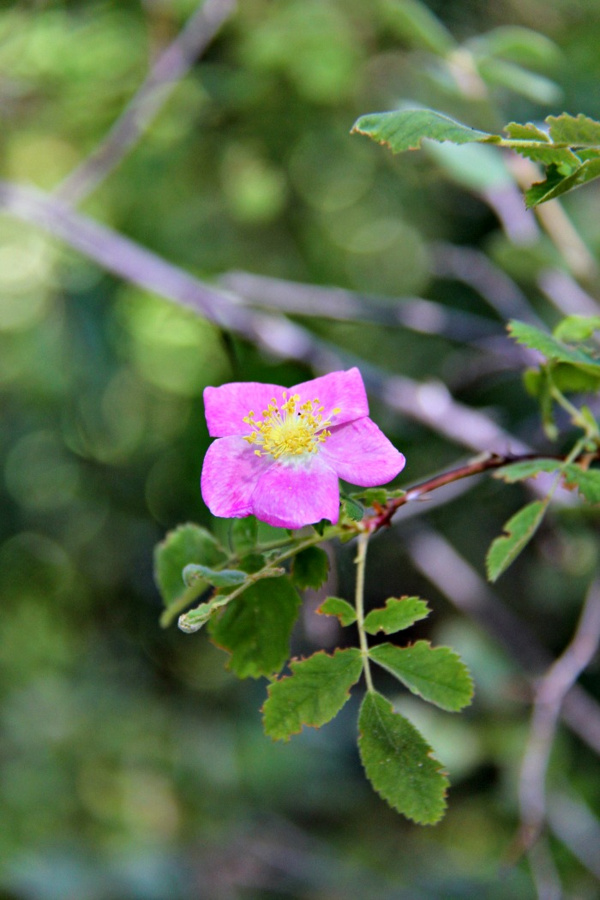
[354,530,374,692]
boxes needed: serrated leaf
[230,516,257,555]
[291,546,330,590]
[563,466,600,504]
[351,108,496,154]
[486,499,548,582]
[154,523,227,608]
[369,641,473,712]
[262,648,363,741]
[525,157,600,207]
[546,112,600,147]
[317,596,357,626]
[363,597,430,635]
[209,576,301,678]
[508,320,600,369]
[494,458,563,483]
[505,121,550,142]
[358,691,449,824]
[553,315,600,343]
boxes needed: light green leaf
[317,596,357,626]
[351,108,496,154]
[154,523,227,608]
[262,648,363,741]
[369,641,473,711]
[358,690,449,824]
[486,500,548,582]
[291,545,330,590]
[494,458,563,483]
[505,121,550,142]
[553,315,600,343]
[508,320,600,369]
[477,57,561,105]
[563,466,600,504]
[547,112,600,147]
[183,563,248,589]
[209,576,301,678]
[363,596,430,635]
[470,26,560,68]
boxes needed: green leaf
[182,563,248,589]
[546,112,600,147]
[154,523,227,608]
[378,0,456,56]
[317,596,357,626]
[358,690,449,824]
[553,315,600,343]
[342,495,365,521]
[369,641,473,711]
[363,596,430,635]
[486,499,548,582]
[508,320,600,370]
[351,108,496,154]
[477,57,561,105]
[291,545,330,590]
[563,466,600,504]
[525,157,600,207]
[505,121,550,142]
[209,576,301,678]
[470,27,560,68]
[230,516,258,555]
[494,458,563,483]
[262,648,363,741]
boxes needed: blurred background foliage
[1,0,600,897]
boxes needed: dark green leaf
[209,576,301,678]
[154,523,227,608]
[351,108,496,154]
[363,596,430,635]
[291,545,330,590]
[317,596,357,626]
[262,648,363,741]
[486,500,548,582]
[230,516,258,555]
[369,641,473,711]
[342,496,365,521]
[358,691,449,824]
[525,157,600,207]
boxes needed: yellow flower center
[243,393,340,461]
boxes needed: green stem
[354,530,374,692]
[549,380,600,442]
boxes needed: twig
[55,0,237,205]
[517,578,600,851]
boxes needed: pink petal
[201,436,268,518]
[291,367,368,427]
[204,381,286,437]
[320,418,405,486]
[252,457,340,529]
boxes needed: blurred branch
[0,179,531,458]
[517,578,600,851]
[406,527,600,757]
[538,268,600,317]
[220,270,500,341]
[55,0,236,205]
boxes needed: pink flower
[201,367,405,529]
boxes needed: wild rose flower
[201,367,405,530]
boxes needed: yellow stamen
[243,393,340,460]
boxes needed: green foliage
[369,641,474,711]
[262,648,363,740]
[230,516,258,555]
[486,500,549,582]
[358,691,449,825]
[352,108,600,207]
[363,596,430,635]
[317,596,357,626]
[209,576,302,678]
[182,563,248,588]
[291,545,330,589]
